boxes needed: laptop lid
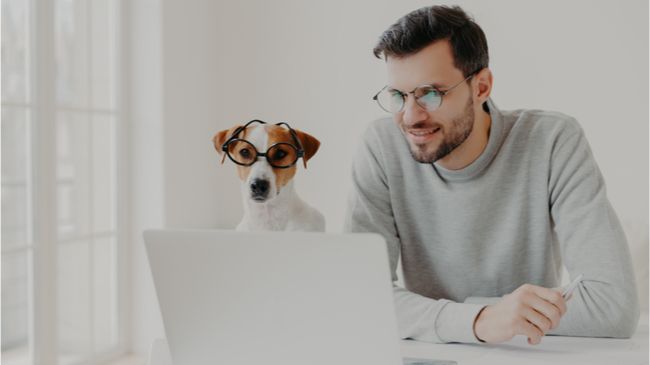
[144,229,402,365]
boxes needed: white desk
[401,313,648,365]
[149,314,648,365]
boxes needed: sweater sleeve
[545,119,640,337]
[343,124,485,344]
[464,119,640,338]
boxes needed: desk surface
[400,313,649,365]
[149,314,648,365]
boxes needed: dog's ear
[212,125,243,164]
[293,129,320,169]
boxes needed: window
[1,0,124,364]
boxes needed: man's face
[386,40,475,164]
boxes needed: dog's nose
[250,179,270,197]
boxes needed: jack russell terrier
[213,120,325,232]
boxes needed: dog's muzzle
[250,179,270,201]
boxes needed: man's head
[373,6,493,165]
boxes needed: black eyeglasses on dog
[221,120,305,169]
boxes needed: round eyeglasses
[372,71,478,114]
[221,120,304,169]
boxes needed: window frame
[1,0,128,363]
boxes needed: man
[344,5,639,345]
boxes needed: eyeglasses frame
[220,119,305,169]
[372,69,482,114]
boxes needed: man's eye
[416,87,438,97]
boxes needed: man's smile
[406,127,441,144]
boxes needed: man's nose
[401,95,428,127]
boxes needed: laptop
[144,229,453,365]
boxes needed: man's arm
[545,119,640,337]
[471,119,640,340]
[343,124,485,344]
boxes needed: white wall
[127,0,648,357]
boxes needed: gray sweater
[344,98,639,344]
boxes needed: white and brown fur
[213,123,325,232]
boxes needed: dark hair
[373,5,489,78]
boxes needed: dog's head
[213,122,320,203]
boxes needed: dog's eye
[272,150,287,160]
[239,148,251,158]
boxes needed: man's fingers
[526,294,562,329]
[523,307,552,333]
[516,319,543,345]
[531,286,567,315]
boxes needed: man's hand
[473,284,567,345]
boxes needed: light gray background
[126,0,648,357]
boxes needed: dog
[213,120,325,232]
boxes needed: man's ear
[293,129,320,169]
[472,68,493,110]
[212,125,243,164]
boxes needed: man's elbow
[602,298,640,338]
[609,307,640,338]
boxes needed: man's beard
[406,98,475,164]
